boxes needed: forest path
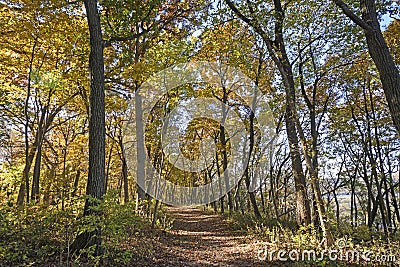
[142,206,263,266]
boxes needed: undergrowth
[223,211,400,266]
[0,192,173,266]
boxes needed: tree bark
[71,0,106,256]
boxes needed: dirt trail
[141,206,262,266]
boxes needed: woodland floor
[134,206,289,267]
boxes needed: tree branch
[333,0,374,32]
[225,0,252,25]
[103,30,149,47]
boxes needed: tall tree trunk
[71,0,106,256]
[219,86,233,212]
[17,39,38,206]
[282,48,312,226]
[31,108,47,201]
[135,86,146,200]
[244,103,261,219]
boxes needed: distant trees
[0,1,88,206]
[326,52,400,235]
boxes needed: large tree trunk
[363,1,400,135]
[285,104,311,226]
[362,0,400,135]
[71,0,106,256]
